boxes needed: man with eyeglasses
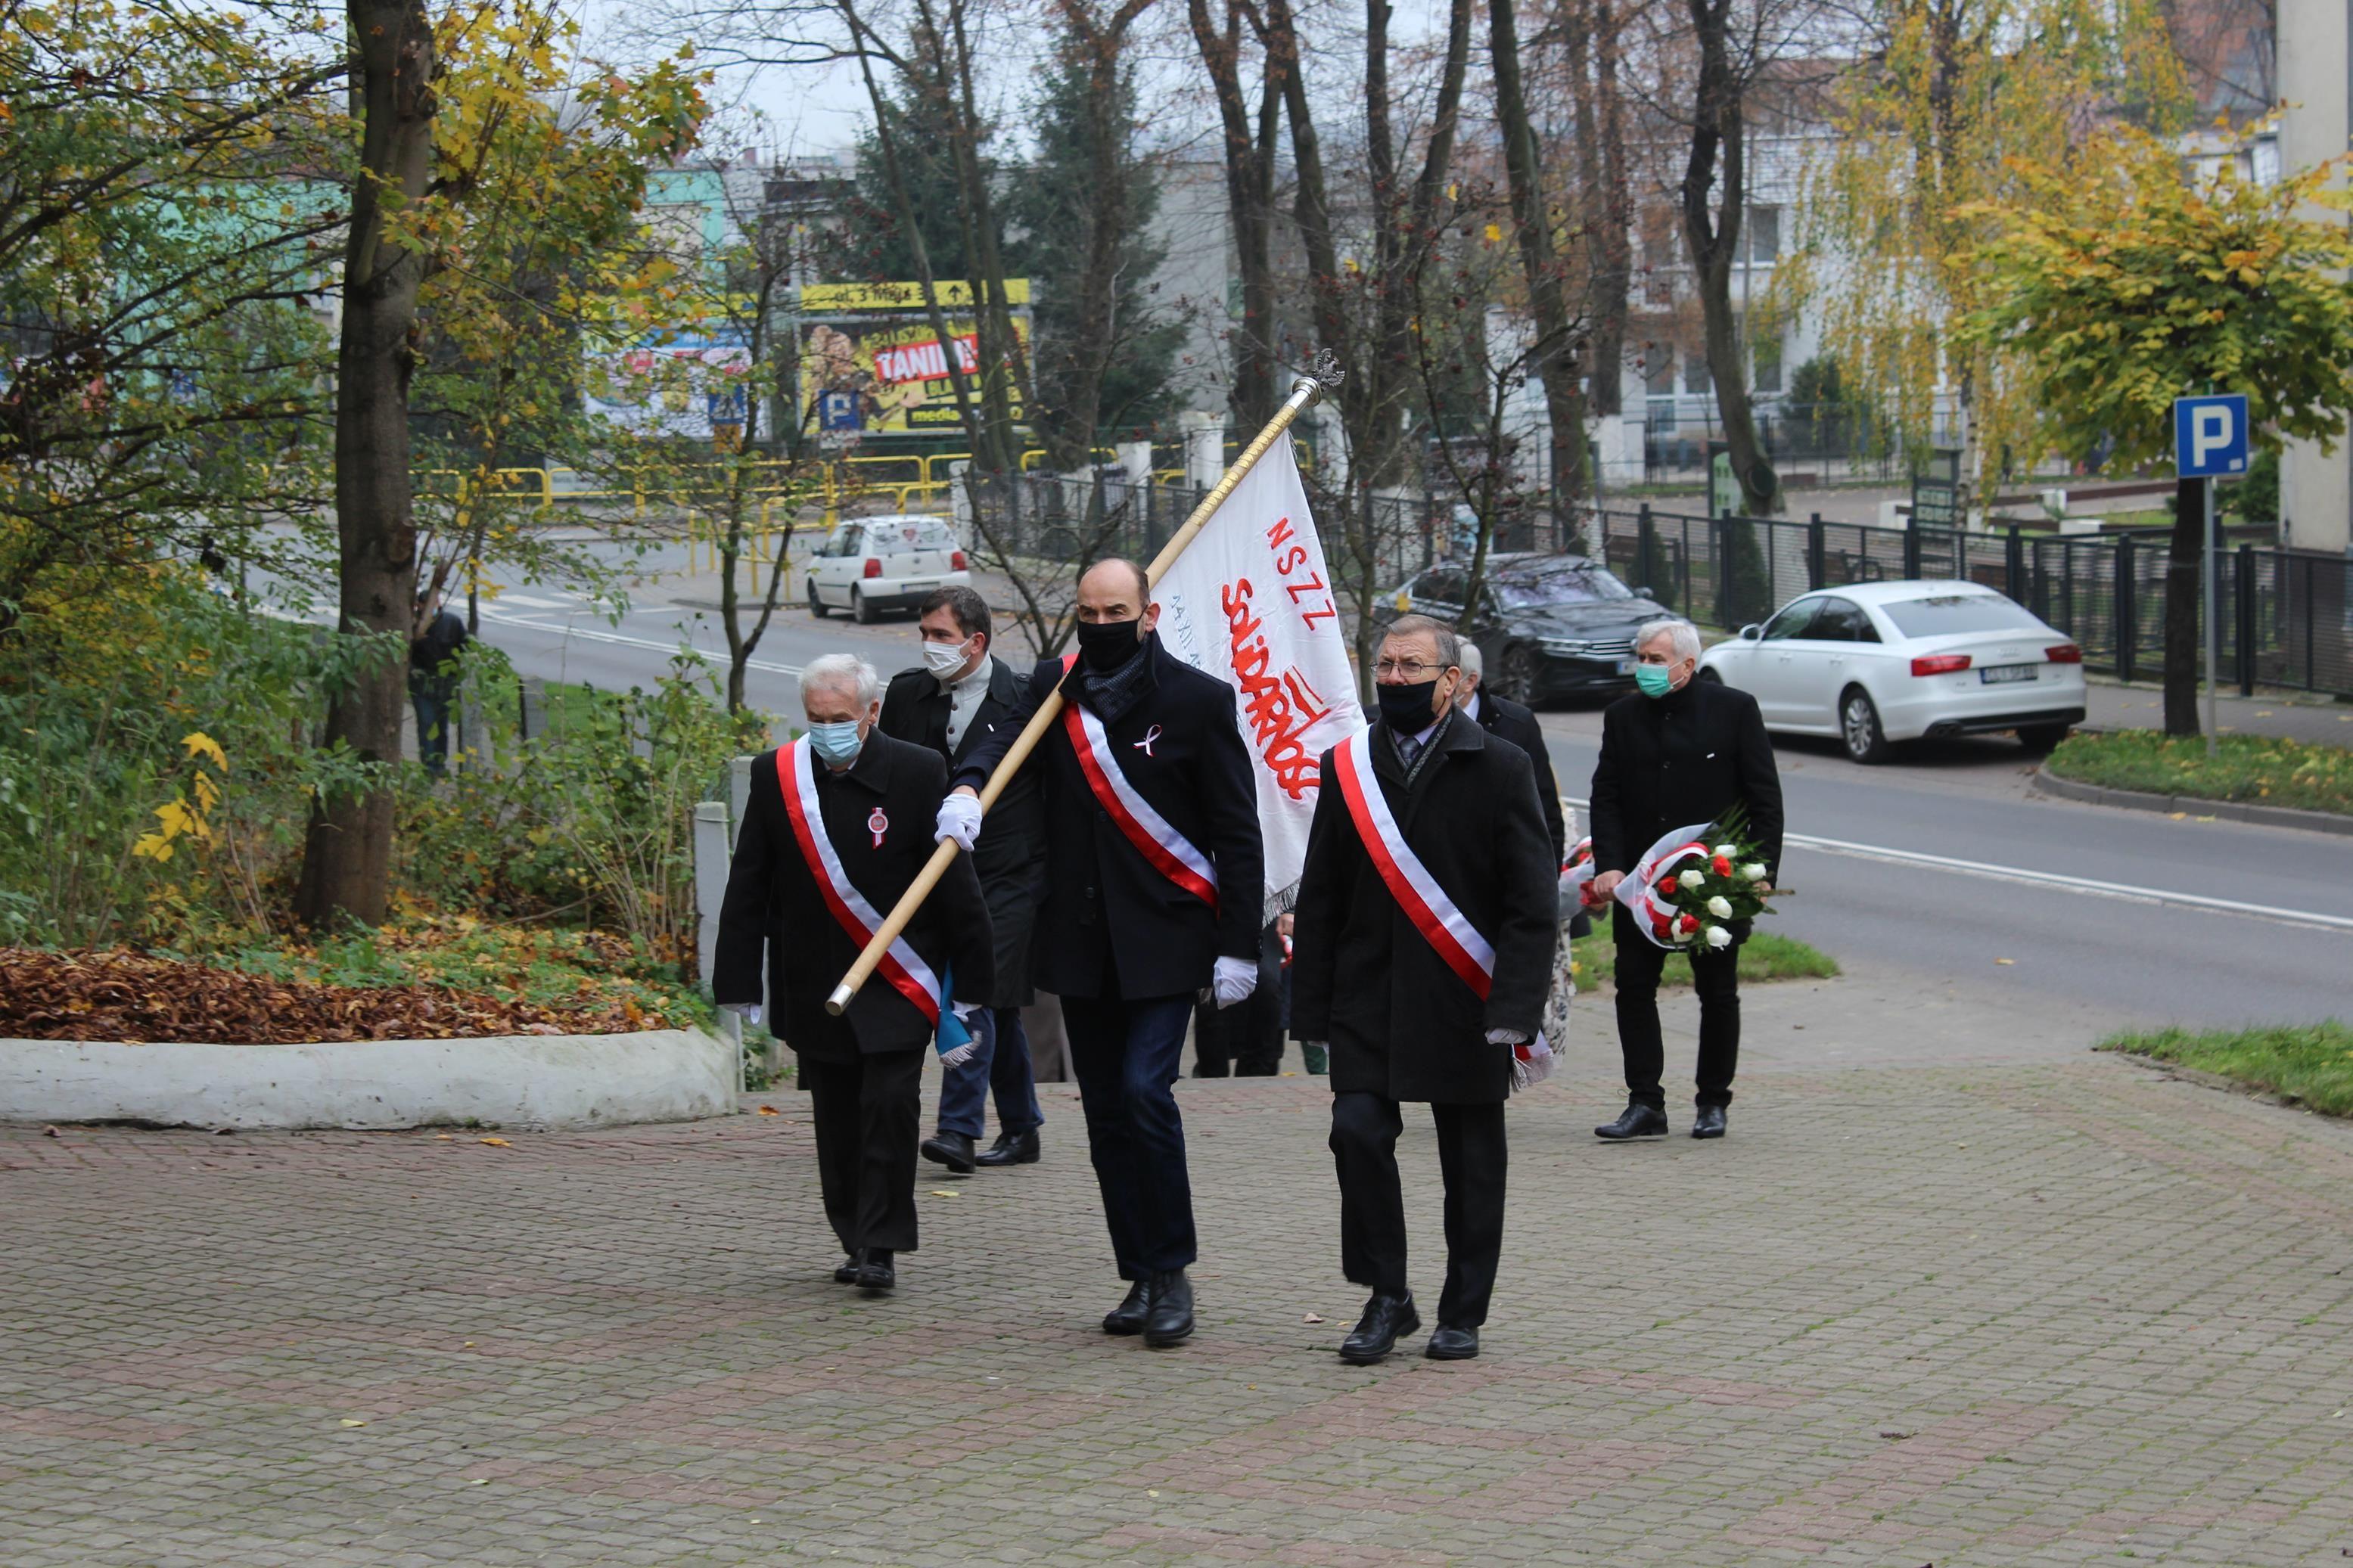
[935,558,1264,1349]
[1587,618,1783,1141]
[1290,613,1558,1364]
[879,585,1050,1175]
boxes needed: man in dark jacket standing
[880,586,1050,1173]
[1587,619,1783,1141]
[409,590,468,777]
[940,558,1264,1349]
[714,654,994,1294]
[1291,614,1558,1365]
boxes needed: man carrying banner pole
[1290,614,1559,1365]
[712,655,996,1295]
[938,559,1265,1347]
[828,359,1355,1342]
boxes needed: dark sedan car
[1383,553,1671,705]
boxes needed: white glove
[934,793,983,851]
[1484,1027,1528,1045]
[950,1001,980,1023]
[1213,955,1259,1009]
[723,1001,763,1026]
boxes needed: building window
[1746,206,1780,264]
[1644,348,1677,396]
[1683,352,1712,396]
[1753,335,1783,394]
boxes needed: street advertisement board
[797,280,1030,435]
[584,329,753,443]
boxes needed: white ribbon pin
[1133,724,1163,758]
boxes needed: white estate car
[1696,580,2087,763]
[804,514,970,625]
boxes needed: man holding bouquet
[1587,619,1783,1141]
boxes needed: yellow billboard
[799,280,1030,435]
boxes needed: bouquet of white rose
[1612,809,1776,952]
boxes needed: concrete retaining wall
[0,1028,738,1131]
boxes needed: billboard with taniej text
[797,280,1030,435]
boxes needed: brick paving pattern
[5,1046,2351,1564]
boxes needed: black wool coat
[878,658,1047,1009]
[1588,678,1785,884]
[1472,689,1566,865]
[953,635,1264,1000]
[1289,714,1559,1104]
[712,733,995,1063]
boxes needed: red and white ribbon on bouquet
[1612,820,1718,949]
[1332,732,1554,1087]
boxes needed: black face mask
[1075,616,1145,672]
[1376,678,1441,733]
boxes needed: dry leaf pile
[0,948,666,1044]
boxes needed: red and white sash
[1329,731,1496,998]
[774,739,943,1024]
[1057,651,1219,911]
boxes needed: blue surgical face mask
[1634,663,1677,699]
[807,719,865,766]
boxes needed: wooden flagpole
[825,356,1344,1015]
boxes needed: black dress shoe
[855,1249,896,1293]
[1692,1104,1727,1139]
[974,1128,1040,1167]
[1142,1268,1195,1347]
[1594,1103,1669,1140]
[920,1131,977,1174]
[1337,1293,1420,1365]
[1425,1324,1480,1360]
[1102,1278,1154,1336]
[832,1254,860,1285]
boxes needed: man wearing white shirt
[879,587,1049,1174]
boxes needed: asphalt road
[362,539,2353,1036]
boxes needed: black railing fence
[1590,505,2353,700]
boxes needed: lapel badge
[1134,723,1163,759]
[868,807,889,849]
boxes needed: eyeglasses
[1374,658,1446,678]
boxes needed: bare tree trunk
[1491,0,1587,539]
[296,0,437,928]
[1040,0,1158,468]
[1679,0,1776,516]
[1190,0,1282,432]
[1572,0,1633,421]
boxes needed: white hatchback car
[804,514,969,625]
[1697,580,2087,763]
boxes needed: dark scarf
[1391,707,1455,790]
[1074,630,1158,725]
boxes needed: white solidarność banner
[1152,431,1364,918]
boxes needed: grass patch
[2100,1022,2353,1118]
[2047,730,2353,817]
[1572,928,1839,991]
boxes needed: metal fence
[1590,505,2353,700]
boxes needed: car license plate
[1615,659,1637,675]
[901,580,937,594]
[1978,663,2037,685]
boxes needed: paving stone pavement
[6,990,2353,1566]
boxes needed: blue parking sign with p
[2174,394,2249,479]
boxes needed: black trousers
[1329,1091,1507,1329]
[1612,905,1740,1111]
[799,1049,924,1256]
[1059,992,1196,1279]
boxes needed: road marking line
[477,610,804,677]
[1562,797,2353,934]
